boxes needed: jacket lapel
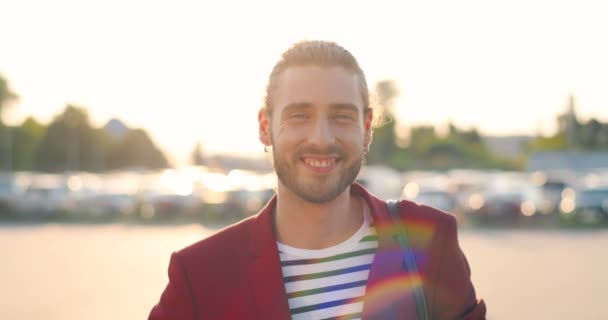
[243,184,421,320]
[245,196,292,320]
[355,185,419,320]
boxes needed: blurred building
[103,118,130,139]
[527,151,608,172]
[483,135,533,158]
[557,95,580,148]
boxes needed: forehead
[272,65,364,112]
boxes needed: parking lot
[1,224,606,320]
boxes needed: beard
[272,144,364,203]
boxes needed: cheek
[274,123,308,143]
[272,121,367,148]
[338,125,367,144]
[270,126,296,148]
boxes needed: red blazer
[149,184,486,319]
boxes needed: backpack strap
[386,200,429,320]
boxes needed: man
[149,40,486,320]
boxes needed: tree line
[366,82,608,171]
[527,97,608,152]
[366,80,519,171]
[3,73,606,173]
[1,73,169,172]
[1,105,168,172]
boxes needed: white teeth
[305,158,332,168]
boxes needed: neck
[274,184,364,249]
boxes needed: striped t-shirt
[277,212,378,320]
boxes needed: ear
[363,109,374,146]
[258,109,271,146]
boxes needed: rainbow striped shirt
[278,213,378,320]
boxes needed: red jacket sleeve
[432,215,486,320]
[148,252,198,320]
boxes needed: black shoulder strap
[386,200,429,320]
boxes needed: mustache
[295,145,346,158]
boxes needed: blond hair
[262,40,384,128]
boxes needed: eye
[333,113,355,121]
[290,113,309,120]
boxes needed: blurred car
[401,182,457,213]
[539,180,568,214]
[560,187,608,225]
[135,170,203,219]
[464,184,546,221]
[414,189,457,213]
[71,172,139,218]
[11,174,73,217]
[0,173,31,212]
[529,170,573,215]
[85,192,137,218]
[203,170,276,218]
[357,165,403,200]
[0,174,18,213]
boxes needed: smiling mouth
[301,156,339,173]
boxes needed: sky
[1,0,607,165]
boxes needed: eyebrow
[282,102,313,114]
[281,102,360,114]
[329,103,359,113]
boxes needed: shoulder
[176,215,257,266]
[398,199,456,229]
[357,183,455,230]
[396,199,458,250]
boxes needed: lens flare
[362,274,424,315]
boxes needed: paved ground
[1,224,606,320]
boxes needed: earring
[264,145,269,153]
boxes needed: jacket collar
[245,193,291,319]
[245,183,417,320]
[356,185,419,319]
[245,183,390,256]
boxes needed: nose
[308,117,336,149]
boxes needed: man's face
[259,65,373,203]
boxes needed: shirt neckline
[277,206,372,259]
